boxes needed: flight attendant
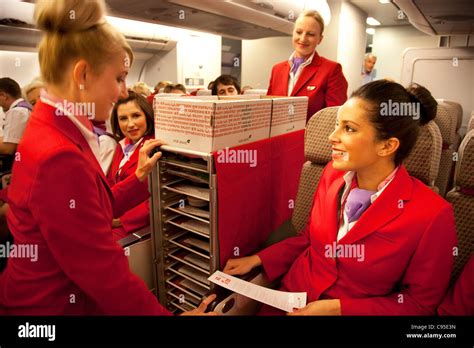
[267,10,348,122]
[108,91,155,241]
[224,80,457,315]
[0,0,214,315]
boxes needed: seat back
[468,111,474,133]
[446,130,474,282]
[433,102,458,196]
[196,89,212,96]
[291,107,339,232]
[404,121,442,192]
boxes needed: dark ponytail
[351,80,437,165]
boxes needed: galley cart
[149,146,219,313]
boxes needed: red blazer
[438,256,474,315]
[258,163,457,315]
[0,100,170,315]
[107,135,154,239]
[267,52,348,122]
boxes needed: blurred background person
[23,77,45,107]
[164,83,187,95]
[0,77,32,155]
[362,53,377,85]
[131,81,152,98]
[266,10,348,122]
[212,74,241,96]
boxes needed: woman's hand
[112,218,122,228]
[223,255,262,276]
[287,299,341,316]
[135,139,166,182]
[180,294,218,316]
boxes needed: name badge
[307,86,316,91]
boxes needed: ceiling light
[378,0,391,4]
[366,28,375,35]
[366,17,381,26]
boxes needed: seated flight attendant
[108,91,154,241]
[224,80,457,315]
[0,0,214,315]
[267,10,348,122]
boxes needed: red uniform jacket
[438,256,474,315]
[0,100,170,315]
[258,163,457,315]
[107,135,153,240]
[267,52,348,122]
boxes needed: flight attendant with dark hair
[224,80,457,315]
[267,10,348,122]
[108,91,155,241]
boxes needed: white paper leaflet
[208,271,306,313]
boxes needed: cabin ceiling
[105,0,292,39]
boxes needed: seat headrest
[305,106,339,164]
[437,99,463,131]
[454,130,474,189]
[434,103,457,146]
[468,112,474,133]
[404,121,442,186]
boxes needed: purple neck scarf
[291,56,305,74]
[345,188,376,223]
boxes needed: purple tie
[291,57,305,74]
[345,188,376,223]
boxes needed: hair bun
[406,83,437,125]
[35,0,106,34]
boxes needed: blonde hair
[23,77,44,95]
[35,0,134,85]
[131,82,152,97]
[297,10,325,35]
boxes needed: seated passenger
[108,91,155,241]
[438,256,474,315]
[131,81,152,98]
[224,80,457,315]
[23,77,45,106]
[211,74,241,96]
[0,77,32,155]
[164,83,187,95]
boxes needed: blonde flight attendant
[0,0,214,315]
[267,10,348,122]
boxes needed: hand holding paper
[208,271,307,313]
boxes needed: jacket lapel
[38,101,113,198]
[323,174,346,244]
[291,53,322,96]
[339,166,413,245]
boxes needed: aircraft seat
[433,102,459,196]
[446,130,474,283]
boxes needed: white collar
[341,167,400,204]
[40,95,101,164]
[9,98,24,109]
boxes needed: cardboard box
[220,95,308,137]
[154,96,272,153]
[267,96,308,137]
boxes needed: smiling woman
[107,91,156,241]
[0,0,214,316]
[266,10,348,122]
